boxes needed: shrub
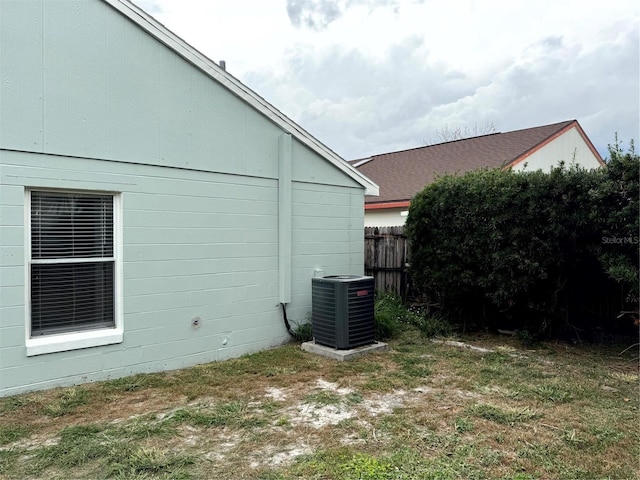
[292,320,313,342]
[374,293,452,339]
[405,141,639,340]
[374,293,406,340]
[596,138,639,306]
[410,310,453,338]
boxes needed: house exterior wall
[511,126,603,172]
[0,0,365,396]
[1,150,363,396]
[0,0,284,179]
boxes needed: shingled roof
[351,120,602,206]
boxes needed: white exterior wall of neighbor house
[0,0,366,396]
[511,126,603,172]
[364,208,407,227]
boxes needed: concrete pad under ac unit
[300,341,388,361]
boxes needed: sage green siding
[0,0,365,396]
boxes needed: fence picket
[364,226,409,298]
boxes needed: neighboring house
[352,120,605,227]
[0,0,378,396]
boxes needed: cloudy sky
[133,0,639,161]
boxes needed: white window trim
[25,188,124,356]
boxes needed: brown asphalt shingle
[353,120,576,204]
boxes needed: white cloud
[133,0,639,159]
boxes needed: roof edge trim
[572,122,606,166]
[352,157,373,168]
[365,201,411,210]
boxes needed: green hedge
[405,144,639,340]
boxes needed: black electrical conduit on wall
[281,303,296,337]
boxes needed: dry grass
[0,329,638,479]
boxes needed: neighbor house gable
[510,121,605,171]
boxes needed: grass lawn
[0,329,638,479]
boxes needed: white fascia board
[352,157,374,168]
[102,0,379,196]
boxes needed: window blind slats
[31,192,113,259]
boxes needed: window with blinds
[29,191,116,337]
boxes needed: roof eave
[102,0,379,196]
[365,200,411,210]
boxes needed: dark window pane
[31,262,115,336]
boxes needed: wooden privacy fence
[364,226,410,298]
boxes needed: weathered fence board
[364,226,409,298]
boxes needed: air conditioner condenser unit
[311,275,375,349]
